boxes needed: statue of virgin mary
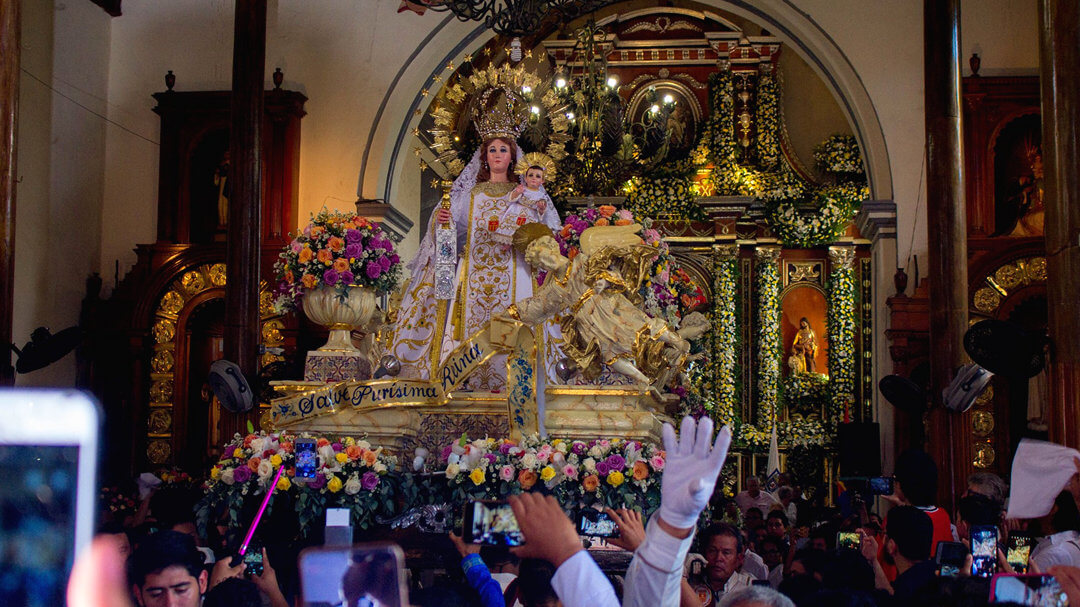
[391,89,562,392]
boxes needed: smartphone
[868,476,894,495]
[1006,533,1034,574]
[990,573,1067,606]
[936,540,967,577]
[837,531,860,551]
[577,509,620,538]
[751,579,771,587]
[970,525,998,578]
[0,390,100,606]
[295,438,318,481]
[242,538,264,577]
[299,543,408,607]
[463,500,525,546]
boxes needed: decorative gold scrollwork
[972,410,995,437]
[209,264,227,287]
[973,287,1002,313]
[973,442,996,469]
[148,409,172,434]
[152,319,176,344]
[181,270,207,293]
[994,264,1022,290]
[151,349,174,374]
[147,440,172,464]
[160,291,185,315]
[150,381,173,403]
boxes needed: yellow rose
[335,452,348,464]
[269,454,282,468]
[276,475,291,491]
[607,471,625,487]
[210,466,221,480]
[344,437,356,447]
[540,466,556,482]
[470,467,486,486]
[233,448,245,458]
[327,476,343,493]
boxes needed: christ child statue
[489,152,556,247]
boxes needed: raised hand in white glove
[657,416,732,530]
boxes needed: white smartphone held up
[0,390,100,605]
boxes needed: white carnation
[257,459,273,481]
[221,468,235,485]
[344,475,362,495]
[583,458,596,473]
[521,453,539,470]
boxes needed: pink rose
[499,465,515,482]
[562,464,578,479]
[650,455,665,471]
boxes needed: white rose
[318,445,335,467]
[257,459,273,481]
[583,458,596,473]
[221,468,235,485]
[588,446,604,458]
[446,463,460,478]
[374,462,387,474]
[521,453,539,470]
[344,475,362,495]
[357,440,371,450]
[556,442,568,454]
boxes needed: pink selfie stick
[239,464,287,556]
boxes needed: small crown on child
[515,152,557,181]
[473,87,528,141]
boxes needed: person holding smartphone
[449,531,506,607]
[857,506,935,599]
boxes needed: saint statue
[214,151,230,228]
[790,317,818,374]
[391,89,562,391]
[502,223,691,386]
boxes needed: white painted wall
[13,0,110,386]
[16,0,1040,387]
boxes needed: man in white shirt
[689,523,756,606]
[735,476,778,518]
[1032,492,1080,571]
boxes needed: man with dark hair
[765,510,789,541]
[735,477,777,519]
[864,505,935,600]
[515,558,560,607]
[692,522,755,605]
[127,530,208,607]
[893,449,953,550]
[955,492,1002,542]
[203,577,262,607]
[1032,491,1080,570]
[743,507,765,531]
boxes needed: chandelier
[411,0,621,37]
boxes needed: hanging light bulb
[522,85,532,94]
[650,104,660,114]
[566,112,575,120]
[531,105,540,114]
[663,94,675,104]
[607,76,618,88]
[555,77,567,88]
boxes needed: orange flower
[333,258,349,272]
[310,226,325,238]
[317,249,334,265]
[280,441,294,453]
[519,469,538,489]
[357,218,371,228]
[284,270,295,284]
[328,236,345,252]
[681,294,693,307]
[632,460,649,481]
[342,222,356,230]
[582,474,600,492]
[594,217,610,227]
[598,204,616,218]
[568,248,579,260]
[363,450,378,466]
[316,438,330,448]
[243,434,257,447]
[346,445,363,460]
[298,247,314,264]
[614,218,632,226]
[247,457,261,473]
[560,225,572,238]
[301,274,318,289]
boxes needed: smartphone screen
[1006,533,1033,574]
[299,544,407,607]
[577,510,620,538]
[0,391,99,607]
[936,541,967,577]
[242,539,264,577]
[464,501,524,546]
[991,573,1067,605]
[971,525,998,578]
[868,476,894,495]
[837,531,860,551]
[295,439,318,481]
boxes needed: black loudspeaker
[837,422,881,477]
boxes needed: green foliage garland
[625,175,706,222]
[827,256,858,419]
[713,253,739,425]
[764,184,867,248]
[815,134,865,175]
[755,252,781,428]
[755,70,780,169]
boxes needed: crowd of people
[68,419,1080,607]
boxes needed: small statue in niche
[214,151,230,228]
[1007,144,1044,238]
[790,317,818,374]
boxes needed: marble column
[1038,0,1080,449]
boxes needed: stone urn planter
[302,285,377,352]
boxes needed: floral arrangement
[197,432,398,535]
[827,256,858,418]
[440,434,666,515]
[755,252,781,429]
[99,486,137,522]
[273,210,402,312]
[693,249,738,427]
[553,205,706,325]
[814,134,864,175]
[624,175,706,222]
[755,70,780,169]
[764,183,868,248]
[157,468,196,488]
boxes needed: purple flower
[605,454,626,471]
[583,208,599,221]
[441,445,453,460]
[484,453,497,465]
[379,256,392,271]
[290,240,303,253]
[345,243,362,259]
[345,229,362,244]
[672,386,687,398]
[323,269,340,285]
[499,443,513,455]
[572,442,585,455]
[595,461,611,476]
[361,471,379,491]
[365,263,382,279]
[309,473,327,489]
[233,466,252,483]
[389,253,400,265]
[339,271,355,285]
[331,442,343,452]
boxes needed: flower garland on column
[707,244,740,427]
[755,66,780,169]
[754,246,782,429]
[827,246,857,423]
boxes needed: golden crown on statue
[473,87,528,141]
